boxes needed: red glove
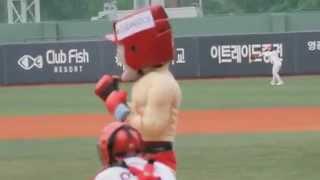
[95,75,119,101]
[105,90,130,121]
[105,90,127,113]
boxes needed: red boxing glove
[105,90,127,113]
[95,75,119,101]
[105,90,130,121]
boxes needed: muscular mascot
[95,5,182,171]
[94,122,176,180]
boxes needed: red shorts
[143,141,176,171]
[147,150,176,171]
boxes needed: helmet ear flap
[97,122,126,167]
[106,125,144,165]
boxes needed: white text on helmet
[115,10,155,41]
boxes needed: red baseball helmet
[106,5,174,70]
[97,122,143,167]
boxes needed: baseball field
[1,75,320,180]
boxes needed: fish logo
[17,55,43,70]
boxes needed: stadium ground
[1,76,320,180]
[1,107,320,139]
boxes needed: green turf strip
[1,132,320,180]
[1,76,320,116]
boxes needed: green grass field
[1,133,320,180]
[1,76,320,116]
[1,76,320,180]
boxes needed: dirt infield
[1,107,320,140]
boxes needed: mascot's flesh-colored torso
[127,65,181,142]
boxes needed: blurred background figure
[262,44,284,86]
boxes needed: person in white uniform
[93,122,176,180]
[261,44,284,86]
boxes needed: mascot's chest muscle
[131,77,152,110]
